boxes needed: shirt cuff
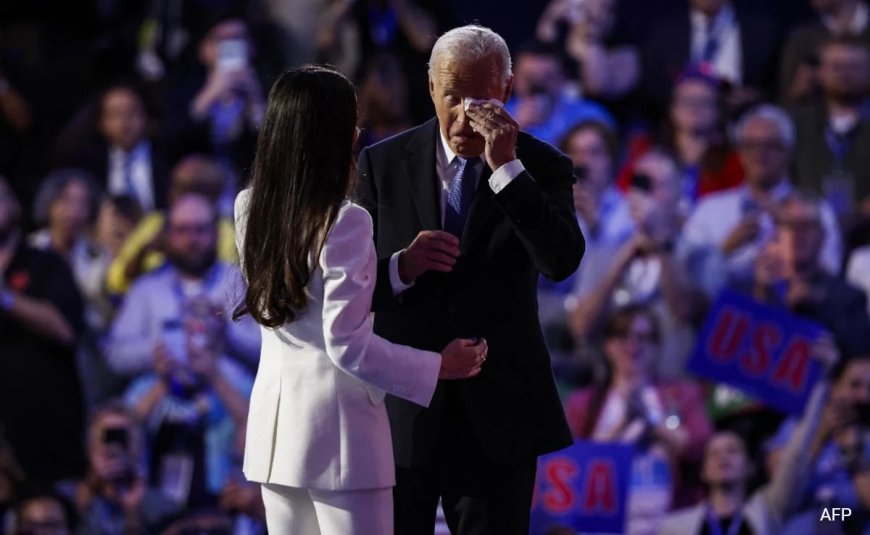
[389,251,415,295]
[488,159,526,194]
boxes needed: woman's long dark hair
[234,65,357,328]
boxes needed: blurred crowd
[1,0,869,534]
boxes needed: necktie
[123,151,137,199]
[700,13,722,64]
[444,157,479,239]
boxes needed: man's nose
[455,106,469,127]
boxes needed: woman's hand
[439,338,487,379]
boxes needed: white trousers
[261,483,393,535]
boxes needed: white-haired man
[680,104,843,297]
[356,25,584,534]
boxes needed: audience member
[741,193,870,357]
[563,120,634,247]
[567,305,713,534]
[105,195,255,508]
[791,35,870,221]
[0,178,86,487]
[681,105,843,296]
[569,149,706,378]
[28,170,106,331]
[217,476,266,534]
[162,15,265,175]
[504,40,614,146]
[93,195,143,261]
[663,70,744,200]
[106,193,259,376]
[618,70,744,204]
[134,0,270,84]
[258,0,324,72]
[75,85,170,213]
[158,510,239,535]
[642,0,780,117]
[540,120,632,382]
[6,493,77,535]
[356,53,413,149]
[537,0,641,100]
[27,169,126,407]
[316,0,441,122]
[779,0,870,105]
[660,377,829,534]
[766,354,870,534]
[60,403,179,534]
[316,0,364,77]
[105,155,238,296]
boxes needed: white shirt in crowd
[108,140,155,211]
[679,181,843,296]
[690,3,743,85]
[577,186,635,248]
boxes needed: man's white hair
[427,25,512,84]
[733,104,796,148]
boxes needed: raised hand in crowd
[81,453,147,518]
[191,66,264,126]
[537,0,611,44]
[721,215,762,256]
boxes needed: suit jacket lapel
[404,119,441,231]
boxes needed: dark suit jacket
[642,6,782,115]
[356,118,584,467]
[75,138,171,210]
[791,99,870,206]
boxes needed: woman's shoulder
[235,189,252,214]
[331,200,372,233]
[338,199,369,216]
[319,201,374,268]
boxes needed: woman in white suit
[233,65,487,534]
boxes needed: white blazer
[234,192,442,491]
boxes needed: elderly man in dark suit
[356,24,584,535]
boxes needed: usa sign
[687,290,825,415]
[530,440,633,534]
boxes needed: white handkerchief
[463,97,504,111]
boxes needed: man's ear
[502,75,513,104]
[429,76,436,103]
